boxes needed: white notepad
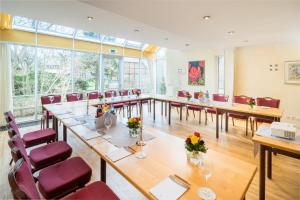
[106,148,132,162]
[150,176,189,200]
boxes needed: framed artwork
[284,61,300,84]
[188,60,205,85]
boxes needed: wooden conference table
[44,94,283,139]
[43,101,257,199]
[253,133,300,200]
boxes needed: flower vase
[129,128,140,138]
[187,151,204,166]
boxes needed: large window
[103,56,121,90]
[123,57,140,90]
[11,45,36,121]
[74,52,99,92]
[140,58,152,93]
[156,48,167,95]
[217,55,225,94]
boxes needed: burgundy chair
[254,97,280,130]
[104,90,117,98]
[132,89,150,112]
[40,95,61,129]
[119,89,129,96]
[170,90,189,113]
[66,93,83,102]
[205,94,228,129]
[87,91,100,100]
[8,158,119,200]
[228,95,253,135]
[186,92,204,123]
[8,135,72,173]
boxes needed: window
[10,45,36,122]
[37,21,75,37]
[103,56,121,90]
[125,40,143,49]
[217,55,225,94]
[156,48,167,95]
[12,16,37,31]
[140,58,152,93]
[102,36,125,46]
[74,51,99,92]
[123,57,140,90]
[75,30,102,42]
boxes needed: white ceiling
[2,0,300,50]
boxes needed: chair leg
[186,109,189,120]
[246,119,249,136]
[256,121,258,130]
[205,112,208,125]
[9,158,13,166]
[199,110,201,124]
[232,118,235,126]
[176,107,179,114]
[193,110,195,118]
[221,114,223,130]
[211,113,213,122]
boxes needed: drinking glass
[198,160,216,199]
[104,114,112,130]
[76,94,81,101]
[49,96,54,104]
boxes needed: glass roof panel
[103,36,125,46]
[125,40,143,49]
[12,16,37,31]
[37,21,75,37]
[75,30,101,42]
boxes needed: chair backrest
[177,90,189,97]
[66,93,83,102]
[104,90,117,98]
[8,136,31,168]
[8,158,40,200]
[87,91,99,100]
[119,90,129,96]
[256,97,280,108]
[213,94,228,102]
[40,95,61,105]
[4,111,16,123]
[8,121,21,138]
[132,89,141,95]
[233,95,252,105]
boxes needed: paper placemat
[105,147,132,162]
[63,118,85,127]
[150,176,189,200]
[53,109,72,115]
[256,126,300,144]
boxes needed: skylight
[37,21,75,37]
[102,36,125,46]
[125,40,143,49]
[12,16,37,31]
[75,30,102,42]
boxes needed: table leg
[55,118,58,141]
[165,101,167,116]
[100,158,106,183]
[46,111,49,128]
[139,101,143,116]
[225,112,228,133]
[149,100,151,112]
[168,102,171,125]
[63,125,67,142]
[259,145,266,200]
[180,105,183,121]
[216,109,219,139]
[267,149,272,179]
[153,99,156,121]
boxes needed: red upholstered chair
[40,95,61,129]
[186,92,204,123]
[8,135,72,173]
[87,91,100,100]
[254,97,280,130]
[8,158,119,200]
[170,90,189,113]
[66,93,83,102]
[228,95,253,135]
[119,89,129,96]
[132,89,150,112]
[205,94,228,129]
[104,90,117,98]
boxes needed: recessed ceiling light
[133,29,140,32]
[185,43,190,47]
[164,37,168,41]
[228,31,235,35]
[203,16,211,20]
[243,40,249,43]
[87,16,94,21]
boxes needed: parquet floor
[0,104,299,199]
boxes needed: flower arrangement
[187,93,192,100]
[127,117,142,137]
[185,132,207,153]
[102,103,110,113]
[248,98,256,109]
[98,94,104,101]
[136,90,141,97]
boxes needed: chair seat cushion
[38,157,92,199]
[124,101,138,106]
[228,113,249,120]
[112,103,124,108]
[64,181,119,200]
[255,117,273,124]
[29,141,72,169]
[22,128,56,148]
[170,102,182,107]
[187,105,203,111]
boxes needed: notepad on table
[150,176,189,200]
[106,147,132,162]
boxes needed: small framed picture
[284,61,300,84]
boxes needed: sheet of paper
[106,147,132,162]
[150,177,188,200]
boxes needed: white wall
[235,42,300,120]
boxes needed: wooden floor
[1,104,299,200]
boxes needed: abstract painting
[188,60,205,85]
[285,61,300,84]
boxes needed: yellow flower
[128,118,134,123]
[191,135,199,145]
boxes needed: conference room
[0,1,299,200]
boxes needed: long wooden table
[43,94,283,140]
[252,133,300,200]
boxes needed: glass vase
[129,128,140,138]
[187,150,204,166]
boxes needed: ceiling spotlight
[133,29,140,32]
[243,40,249,43]
[87,16,94,21]
[185,43,190,47]
[164,37,168,41]
[203,16,211,20]
[228,31,235,35]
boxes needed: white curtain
[0,43,13,126]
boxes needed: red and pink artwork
[188,60,205,85]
